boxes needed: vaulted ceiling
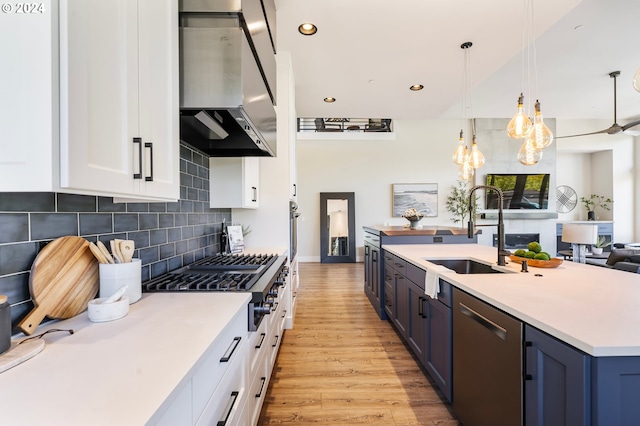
[275,0,640,130]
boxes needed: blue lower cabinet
[524,325,591,426]
[407,281,427,360]
[592,356,640,425]
[426,298,452,402]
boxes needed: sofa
[606,247,640,273]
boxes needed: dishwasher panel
[453,288,523,426]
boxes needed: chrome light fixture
[453,42,484,179]
[507,0,552,165]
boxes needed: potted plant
[580,194,613,220]
[446,181,479,226]
[591,236,611,255]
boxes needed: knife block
[99,259,141,304]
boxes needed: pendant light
[506,93,532,139]
[452,130,466,165]
[507,0,552,160]
[453,41,484,178]
[526,100,553,149]
[517,136,543,165]
[633,68,640,93]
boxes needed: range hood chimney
[179,0,277,157]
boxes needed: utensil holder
[99,258,141,304]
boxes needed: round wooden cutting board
[18,236,99,335]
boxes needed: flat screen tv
[485,173,550,210]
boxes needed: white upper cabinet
[210,157,259,209]
[59,0,179,200]
[0,1,57,191]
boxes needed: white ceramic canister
[98,258,142,304]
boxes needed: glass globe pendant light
[467,135,485,168]
[527,100,553,149]
[458,148,475,180]
[517,137,543,165]
[452,130,467,165]
[506,93,532,139]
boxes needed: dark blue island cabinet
[363,226,477,321]
[526,325,640,425]
[524,325,591,426]
[384,251,453,403]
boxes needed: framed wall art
[392,183,438,217]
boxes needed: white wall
[297,119,559,262]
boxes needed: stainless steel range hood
[179,0,277,157]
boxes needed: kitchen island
[383,243,640,425]
[363,225,480,319]
[0,293,251,425]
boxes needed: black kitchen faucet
[468,185,509,266]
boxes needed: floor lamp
[561,223,598,263]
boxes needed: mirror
[320,192,356,263]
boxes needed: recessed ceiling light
[410,84,424,91]
[298,23,317,36]
[323,97,336,103]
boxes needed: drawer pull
[220,336,241,362]
[216,391,239,426]
[255,332,266,349]
[459,303,508,341]
[255,376,267,398]
[272,334,280,348]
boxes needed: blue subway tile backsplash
[0,144,229,334]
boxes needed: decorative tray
[509,255,563,268]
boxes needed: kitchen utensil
[103,286,128,304]
[88,242,109,264]
[17,236,99,335]
[110,240,122,263]
[99,259,142,304]
[87,295,129,322]
[0,295,10,355]
[96,241,115,264]
[119,240,135,263]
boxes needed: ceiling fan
[556,71,640,139]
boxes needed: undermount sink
[425,258,505,274]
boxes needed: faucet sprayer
[468,185,509,267]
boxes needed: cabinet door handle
[365,246,370,255]
[293,183,297,196]
[252,186,257,202]
[282,309,287,319]
[144,142,153,182]
[272,334,280,348]
[255,332,266,349]
[219,336,241,362]
[217,391,239,426]
[372,250,378,262]
[255,377,267,398]
[459,302,508,341]
[419,297,427,318]
[133,137,142,179]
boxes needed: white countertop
[383,244,640,357]
[0,292,251,425]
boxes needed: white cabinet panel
[210,157,260,208]
[59,0,178,200]
[0,1,56,191]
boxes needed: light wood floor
[258,262,460,425]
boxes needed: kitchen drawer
[364,232,380,247]
[383,251,396,269]
[436,279,453,307]
[248,314,269,375]
[406,261,426,290]
[392,256,408,275]
[192,305,248,420]
[195,352,248,426]
[248,354,270,426]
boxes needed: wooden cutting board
[18,236,99,335]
